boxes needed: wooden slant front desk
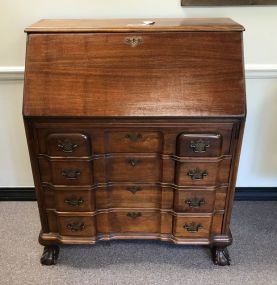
[23,18,246,266]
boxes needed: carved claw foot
[40,245,60,265]
[211,246,231,266]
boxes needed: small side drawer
[174,190,216,213]
[176,133,222,157]
[173,215,212,238]
[43,186,95,212]
[56,190,94,212]
[39,159,93,185]
[106,131,163,153]
[45,133,91,157]
[58,216,96,237]
[175,158,231,186]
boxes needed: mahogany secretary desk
[23,18,246,266]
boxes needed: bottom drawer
[57,216,96,237]
[173,215,212,238]
[97,211,172,234]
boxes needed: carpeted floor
[0,201,276,285]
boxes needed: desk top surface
[25,18,244,33]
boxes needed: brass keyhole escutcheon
[127,212,142,219]
[127,158,140,167]
[126,186,142,194]
[125,133,142,142]
[124,36,144,47]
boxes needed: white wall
[0,0,277,187]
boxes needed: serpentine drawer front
[23,18,246,266]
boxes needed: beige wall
[0,0,277,187]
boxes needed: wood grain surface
[24,32,245,117]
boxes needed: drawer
[96,185,173,209]
[44,133,91,157]
[39,159,93,185]
[57,216,96,237]
[173,215,212,238]
[97,211,162,234]
[43,187,95,212]
[176,133,222,157]
[107,156,162,182]
[174,190,216,213]
[106,131,163,153]
[175,158,231,186]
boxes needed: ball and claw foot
[40,245,60,265]
[212,246,231,266]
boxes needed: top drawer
[105,131,163,153]
[176,133,222,157]
[45,133,91,157]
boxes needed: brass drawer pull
[127,158,140,167]
[64,197,84,207]
[66,222,85,232]
[127,212,142,219]
[185,198,205,208]
[57,139,79,153]
[126,186,142,194]
[183,222,203,233]
[190,139,210,153]
[61,169,81,180]
[125,133,142,142]
[187,168,208,180]
[124,36,144,48]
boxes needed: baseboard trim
[0,188,36,201]
[0,187,276,202]
[235,187,277,201]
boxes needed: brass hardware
[185,198,205,208]
[127,212,142,219]
[190,139,210,153]
[64,197,84,207]
[127,158,140,167]
[126,186,142,194]
[57,139,79,153]
[61,169,81,180]
[187,168,208,180]
[124,36,144,47]
[125,133,142,142]
[66,222,85,232]
[183,222,202,233]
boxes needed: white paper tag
[127,21,155,27]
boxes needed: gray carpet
[0,201,276,285]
